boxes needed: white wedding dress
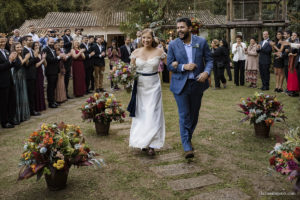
[129,53,166,149]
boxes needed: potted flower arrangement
[81,92,126,135]
[18,122,104,191]
[108,60,137,93]
[269,127,300,193]
[239,92,286,137]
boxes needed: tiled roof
[18,11,129,35]
[18,10,225,35]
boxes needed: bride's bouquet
[108,61,137,93]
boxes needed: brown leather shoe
[185,151,194,159]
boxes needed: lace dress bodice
[131,53,167,74]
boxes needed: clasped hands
[171,61,208,82]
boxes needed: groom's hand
[184,63,197,71]
[197,72,209,82]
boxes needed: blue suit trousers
[174,79,203,151]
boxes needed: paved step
[149,163,202,177]
[189,188,251,200]
[139,152,182,164]
[167,174,222,191]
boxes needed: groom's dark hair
[176,17,192,27]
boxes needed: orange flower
[30,131,38,137]
[48,138,53,145]
[31,164,37,173]
[282,151,294,160]
[58,138,63,145]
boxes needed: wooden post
[282,0,287,21]
[258,28,262,42]
[258,0,262,21]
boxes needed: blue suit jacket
[167,35,213,94]
[257,39,272,65]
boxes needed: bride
[128,29,166,156]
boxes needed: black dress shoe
[2,122,14,128]
[67,96,73,99]
[54,102,60,106]
[11,120,20,125]
[96,89,100,93]
[49,103,58,108]
[99,88,106,92]
[31,111,41,116]
[260,87,266,91]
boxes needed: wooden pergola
[225,0,289,42]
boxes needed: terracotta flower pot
[254,122,270,138]
[45,168,69,191]
[94,120,110,136]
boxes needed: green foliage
[0,0,91,33]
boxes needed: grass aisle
[0,71,299,200]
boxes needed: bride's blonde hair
[141,28,158,48]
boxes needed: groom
[167,17,213,159]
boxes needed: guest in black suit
[211,39,227,89]
[90,37,106,92]
[23,35,40,116]
[88,35,96,90]
[0,36,17,128]
[62,29,73,98]
[257,31,273,90]
[120,36,134,63]
[43,38,62,108]
[80,35,95,94]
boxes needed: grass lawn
[0,68,299,200]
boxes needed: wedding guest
[287,42,299,96]
[23,35,40,116]
[55,40,67,103]
[28,25,39,42]
[211,39,226,89]
[91,36,106,92]
[108,40,121,90]
[80,35,95,94]
[291,32,299,43]
[71,40,86,97]
[220,39,232,81]
[100,36,107,50]
[272,31,285,92]
[0,36,17,128]
[283,30,292,82]
[88,35,95,91]
[133,31,142,49]
[13,29,21,42]
[32,42,47,112]
[5,37,14,52]
[11,42,31,124]
[39,29,52,49]
[257,31,272,90]
[232,35,246,86]
[19,36,26,48]
[73,28,83,43]
[62,29,73,99]
[43,37,60,108]
[120,36,134,64]
[245,38,259,88]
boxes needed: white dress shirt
[28,33,40,42]
[232,42,246,61]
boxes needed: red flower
[294,147,300,159]
[269,156,276,166]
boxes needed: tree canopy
[0,0,91,33]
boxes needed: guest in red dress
[71,41,86,97]
[287,48,299,97]
[32,42,47,112]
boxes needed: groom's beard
[178,31,190,40]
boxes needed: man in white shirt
[28,25,40,42]
[72,28,83,43]
[232,35,247,86]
